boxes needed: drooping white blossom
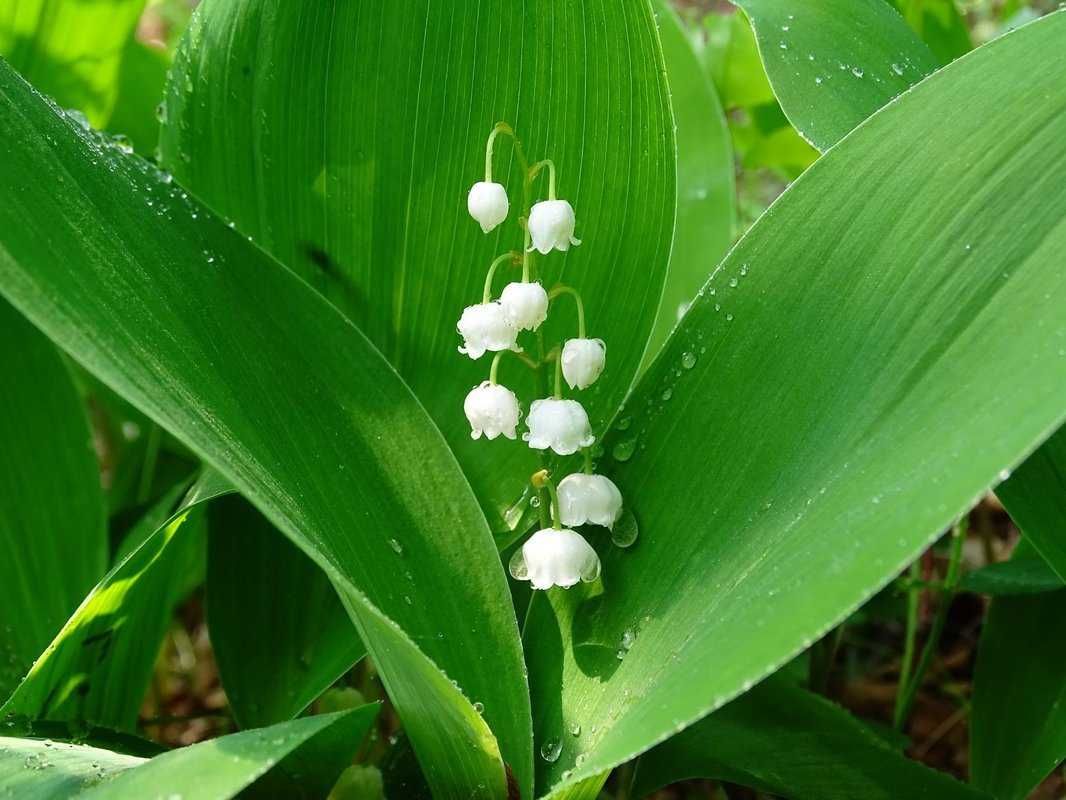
[514,527,601,590]
[528,199,580,254]
[499,281,549,331]
[457,302,519,359]
[561,338,606,390]
[467,181,509,234]
[523,398,594,456]
[558,473,623,529]
[464,382,521,440]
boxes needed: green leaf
[960,541,1065,596]
[0,0,146,125]
[996,425,1066,579]
[0,736,144,798]
[632,678,988,799]
[106,40,170,155]
[207,496,366,729]
[0,299,106,701]
[643,1,735,367]
[0,62,528,799]
[972,586,1066,798]
[158,0,676,534]
[1,474,222,730]
[734,0,939,150]
[525,13,1066,793]
[77,706,378,800]
[887,0,973,64]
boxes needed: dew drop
[728,276,738,288]
[815,77,823,85]
[570,723,582,737]
[726,313,734,322]
[473,701,484,714]
[388,538,404,555]
[612,438,637,462]
[508,549,529,580]
[891,63,904,76]
[616,416,632,431]
[540,739,562,763]
[661,388,673,401]
[851,67,864,78]
[681,351,697,370]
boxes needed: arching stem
[549,285,586,339]
[482,251,518,303]
[529,159,558,200]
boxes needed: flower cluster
[458,122,624,591]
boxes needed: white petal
[457,302,518,360]
[521,528,600,590]
[467,181,509,234]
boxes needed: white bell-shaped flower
[457,302,518,359]
[523,398,594,455]
[515,528,600,590]
[528,200,581,254]
[499,281,548,331]
[558,473,623,529]
[561,338,606,390]
[464,382,520,441]
[467,181,509,234]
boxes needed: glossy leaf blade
[78,706,378,800]
[633,679,989,799]
[0,736,143,798]
[0,64,527,798]
[1,475,222,729]
[0,299,106,701]
[996,425,1066,579]
[734,0,939,150]
[526,13,1066,793]
[0,0,145,125]
[207,496,366,729]
[643,0,734,366]
[158,0,676,532]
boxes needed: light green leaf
[972,586,1066,799]
[734,0,939,150]
[0,299,106,701]
[158,0,676,535]
[77,706,378,800]
[207,496,366,729]
[0,62,528,799]
[887,0,972,63]
[960,541,1065,596]
[106,40,170,155]
[633,678,988,799]
[0,736,144,798]
[643,1,735,367]
[525,13,1066,794]
[0,0,146,125]
[1,473,222,730]
[996,425,1066,579]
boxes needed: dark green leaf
[960,541,1065,596]
[0,299,106,701]
[106,40,169,155]
[0,0,146,125]
[158,0,676,537]
[734,0,939,150]
[0,61,527,799]
[633,678,988,799]
[207,496,365,729]
[887,0,973,63]
[525,14,1066,793]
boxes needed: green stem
[583,447,594,474]
[895,517,968,729]
[489,351,503,384]
[552,350,563,399]
[546,480,562,530]
[484,121,514,182]
[894,559,922,730]
[809,624,845,697]
[482,251,517,303]
[529,159,557,200]
[549,285,586,339]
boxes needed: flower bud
[464,381,521,441]
[499,281,548,331]
[523,398,594,456]
[511,528,601,590]
[561,338,606,390]
[528,199,580,254]
[558,473,623,529]
[457,302,519,359]
[467,181,509,233]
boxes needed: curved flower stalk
[458,122,627,589]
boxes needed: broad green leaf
[78,706,378,800]
[996,425,1066,579]
[207,496,366,729]
[887,0,972,63]
[1,474,221,730]
[0,299,106,701]
[972,586,1066,799]
[525,14,1066,794]
[0,0,146,125]
[0,736,143,798]
[633,678,988,799]
[106,40,169,155]
[643,1,735,367]
[158,0,676,534]
[734,0,939,150]
[0,63,528,799]
[960,540,1065,596]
